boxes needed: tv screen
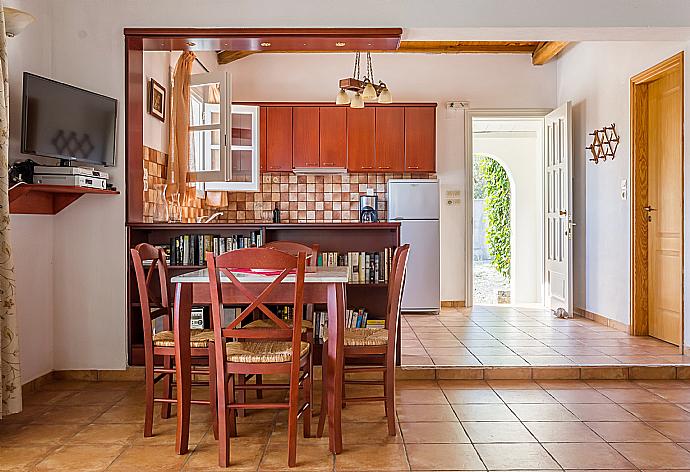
[21,73,117,167]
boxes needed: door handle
[559,210,567,216]
[643,205,657,212]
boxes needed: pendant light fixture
[335,52,392,108]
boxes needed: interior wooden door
[319,107,347,168]
[544,102,573,317]
[347,107,376,172]
[647,67,683,345]
[265,107,293,171]
[292,107,320,167]
[375,107,405,172]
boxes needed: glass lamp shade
[3,7,35,37]
[378,86,392,104]
[350,92,364,109]
[362,82,378,101]
[335,88,350,105]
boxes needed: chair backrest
[207,247,307,363]
[385,244,411,354]
[130,243,171,354]
[263,240,319,267]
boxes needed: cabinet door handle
[407,165,419,170]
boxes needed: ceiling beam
[217,41,572,65]
[532,41,569,65]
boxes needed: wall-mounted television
[21,72,117,167]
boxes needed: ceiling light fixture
[335,52,392,108]
[260,42,271,47]
[3,7,34,37]
[335,42,346,47]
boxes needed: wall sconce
[4,7,35,37]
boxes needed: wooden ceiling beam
[216,50,256,64]
[532,41,569,65]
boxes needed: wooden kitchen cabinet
[404,107,436,172]
[375,107,405,172]
[259,107,267,172]
[292,107,320,167]
[347,107,376,172]
[319,107,347,168]
[265,107,293,171]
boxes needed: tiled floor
[401,306,690,367]
[6,378,690,470]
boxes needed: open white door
[544,102,573,317]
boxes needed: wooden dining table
[170,266,348,455]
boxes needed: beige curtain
[166,51,196,196]
[0,4,21,418]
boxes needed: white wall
[473,130,543,304]
[556,41,689,330]
[143,51,170,154]
[221,53,556,302]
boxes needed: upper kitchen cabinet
[375,107,405,172]
[264,106,293,171]
[347,107,376,172]
[404,107,436,172]
[292,107,320,168]
[319,107,347,168]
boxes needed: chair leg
[287,371,300,467]
[256,374,263,399]
[144,357,155,437]
[236,374,246,417]
[160,355,173,419]
[209,348,219,441]
[303,351,313,438]
[316,341,327,438]
[384,358,396,436]
[228,374,237,438]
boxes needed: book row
[168,231,263,266]
[318,249,395,284]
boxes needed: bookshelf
[126,222,400,366]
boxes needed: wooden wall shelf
[9,184,119,215]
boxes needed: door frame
[630,52,685,351]
[464,108,551,307]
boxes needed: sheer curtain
[0,3,21,418]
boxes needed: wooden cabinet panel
[404,107,436,172]
[265,107,293,172]
[319,107,347,167]
[347,107,376,172]
[292,107,320,167]
[259,107,267,172]
[375,107,405,172]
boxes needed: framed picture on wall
[148,78,166,122]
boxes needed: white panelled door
[544,102,573,317]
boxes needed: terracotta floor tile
[341,402,388,422]
[397,404,458,422]
[0,423,82,446]
[335,443,409,471]
[475,356,528,366]
[443,389,503,404]
[648,421,690,442]
[397,380,443,390]
[338,422,403,444]
[451,404,518,422]
[0,446,53,471]
[475,443,559,470]
[543,442,634,469]
[34,444,124,471]
[54,389,127,406]
[487,380,543,390]
[400,421,470,443]
[612,442,690,469]
[621,402,690,421]
[495,389,557,403]
[524,421,603,442]
[586,421,671,442]
[31,405,110,425]
[437,380,490,390]
[432,356,483,365]
[397,389,450,404]
[463,421,535,443]
[566,403,640,421]
[23,390,77,406]
[599,388,669,403]
[186,439,265,471]
[546,388,612,403]
[648,388,690,403]
[406,443,484,470]
[509,403,579,421]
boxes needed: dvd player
[34,166,109,180]
[34,174,107,190]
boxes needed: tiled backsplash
[143,146,435,223]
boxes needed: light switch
[620,179,627,200]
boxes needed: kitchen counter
[127,222,400,229]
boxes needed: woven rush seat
[324,327,389,346]
[225,341,310,363]
[244,318,314,330]
[152,329,215,348]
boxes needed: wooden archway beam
[532,41,570,65]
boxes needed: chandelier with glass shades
[336,52,392,108]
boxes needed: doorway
[466,113,548,307]
[631,52,684,348]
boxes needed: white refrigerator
[387,179,440,313]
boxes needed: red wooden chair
[130,243,217,439]
[317,244,410,437]
[207,247,313,467]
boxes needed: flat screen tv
[21,72,117,167]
